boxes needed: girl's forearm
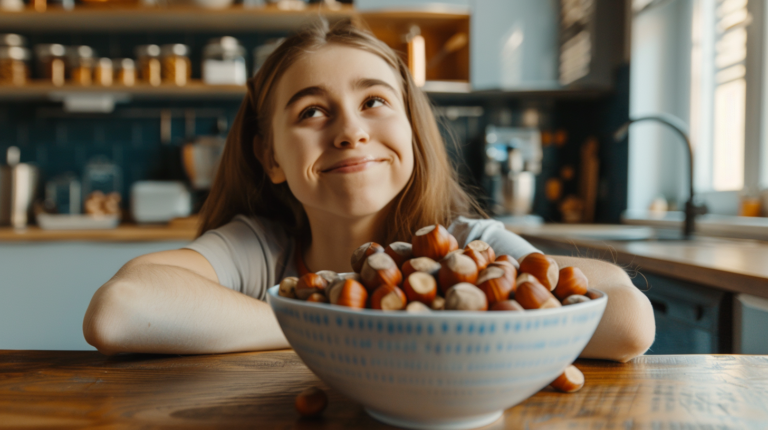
[83,263,289,355]
[549,255,656,362]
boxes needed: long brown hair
[198,20,486,244]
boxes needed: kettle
[0,146,39,229]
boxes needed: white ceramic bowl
[267,284,607,430]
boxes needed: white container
[130,181,191,224]
[267,283,607,430]
[202,36,247,85]
[37,213,120,230]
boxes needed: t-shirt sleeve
[183,215,297,300]
[448,216,541,259]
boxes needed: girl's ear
[254,135,287,184]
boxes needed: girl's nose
[333,112,369,149]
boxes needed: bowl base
[365,408,503,430]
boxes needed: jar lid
[204,36,245,57]
[0,46,31,61]
[68,45,95,59]
[114,58,135,70]
[135,44,161,58]
[160,44,189,57]
[0,34,26,47]
[34,43,66,58]
[96,57,113,68]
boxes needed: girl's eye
[299,106,325,120]
[364,96,386,109]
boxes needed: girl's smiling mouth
[321,156,385,174]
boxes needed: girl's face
[267,45,414,221]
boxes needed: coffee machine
[482,126,542,222]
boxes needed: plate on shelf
[36,214,120,230]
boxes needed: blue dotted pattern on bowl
[267,285,607,422]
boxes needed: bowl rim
[266,285,606,319]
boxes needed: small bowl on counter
[267,283,607,430]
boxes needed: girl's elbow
[612,289,656,362]
[83,282,133,355]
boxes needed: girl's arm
[549,255,656,362]
[82,249,289,355]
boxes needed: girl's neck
[302,207,389,274]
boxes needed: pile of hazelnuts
[278,224,596,314]
[282,224,594,399]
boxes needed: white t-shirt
[184,215,540,300]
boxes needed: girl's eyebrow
[283,78,398,111]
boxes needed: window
[689,0,764,204]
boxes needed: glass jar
[93,57,113,86]
[35,44,67,86]
[160,43,191,86]
[135,44,161,86]
[0,46,30,86]
[114,58,136,86]
[253,38,284,75]
[67,45,96,86]
[202,36,246,85]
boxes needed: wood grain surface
[1,350,766,429]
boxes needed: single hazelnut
[518,253,560,291]
[315,270,338,285]
[585,289,602,300]
[278,276,299,299]
[562,294,590,306]
[554,266,589,301]
[515,272,540,287]
[442,248,465,261]
[306,293,329,303]
[549,365,585,393]
[515,278,561,310]
[330,279,368,308]
[406,301,432,313]
[490,299,525,311]
[464,240,496,270]
[495,254,520,270]
[412,224,458,261]
[476,265,515,305]
[401,257,441,279]
[463,248,489,271]
[431,295,445,310]
[438,253,478,294]
[444,283,488,311]
[351,242,385,273]
[371,285,408,311]
[385,242,413,269]
[360,252,402,292]
[296,273,328,300]
[295,386,328,417]
[402,272,437,305]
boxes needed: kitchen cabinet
[0,240,190,350]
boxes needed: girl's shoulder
[446,216,506,247]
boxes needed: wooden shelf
[0,4,355,32]
[0,81,247,101]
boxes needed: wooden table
[1,350,767,429]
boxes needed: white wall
[0,241,189,350]
[628,0,693,212]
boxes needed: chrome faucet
[614,114,705,238]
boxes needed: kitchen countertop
[508,224,768,299]
[1,349,766,428]
[0,223,198,242]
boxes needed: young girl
[83,22,655,362]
